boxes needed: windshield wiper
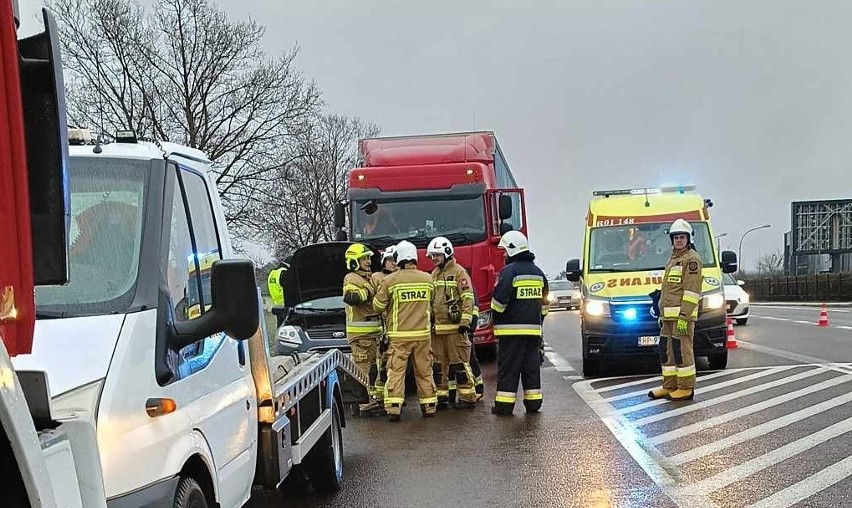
[35,310,74,319]
[443,232,477,244]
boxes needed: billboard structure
[788,199,852,274]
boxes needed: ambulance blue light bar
[592,185,697,197]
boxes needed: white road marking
[757,316,791,321]
[542,343,576,374]
[668,388,852,465]
[837,326,852,331]
[648,372,852,444]
[793,320,813,324]
[618,365,797,415]
[631,367,830,426]
[736,341,852,375]
[752,305,851,313]
[745,454,852,508]
[603,370,737,403]
[690,415,852,496]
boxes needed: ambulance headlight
[703,293,725,310]
[584,299,609,317]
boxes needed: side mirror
[721,250,738,274]
[499,194,513,221]
[333,202,346,229]
[499,222,513,235]
[565,259,582,282]
[737,279,745,286]
[170,259,260,350]
[334,229,348,241]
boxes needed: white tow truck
[0,3,370,506]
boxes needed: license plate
[639,336,659,346]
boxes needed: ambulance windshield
[588,222,715,272]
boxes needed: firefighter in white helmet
[490,230,549,415]
[427,236,477,409]
[370,245,398,404]
[649,219,703,401]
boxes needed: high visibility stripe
[419,396,438,404]
[472,308,480,317]
[433,280,458,287]
[387,329,431,339]
[384,397,405,405]
[474,377,484,386]
[523,389,543,401]
[513,279,544,288]
[513,275,544,285]
[495,391,516,403]
[662,366,677,376]
[682,291,700,305]
[677,365,696,377]
[669,266,683,275]
[461,312,473,320]
[346,325,383,333]
[491,299,507,313]
[391,283,434,292]
[436,389,449,397]
[435,324,460,333]
[493,328,543,337]
[459,388,476,395]
[347,320,381,328]
[373,298,388,312]
[448,381,458,390]
[663,306,681,318]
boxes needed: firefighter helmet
[427,236,454,258]
[498,230,529,257]
[344,243,373,271]
[669,219,694,243]
[394,241,418,264]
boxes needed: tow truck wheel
[582,357,600,377]
[304,398,344,494]
[708,351,728,370]
[172,477,207,508]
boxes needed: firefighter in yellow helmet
[427,236,477,409]
[342,243,384,415]
[649,219,703,401]
[373,241,438,421]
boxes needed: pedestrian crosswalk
[574,363,852,508]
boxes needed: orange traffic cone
[726,316,738,349]
[818,304,830,327]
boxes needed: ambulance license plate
[638,336,659,346]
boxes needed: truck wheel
[304,398,344,494]
[582,358,600,377]
[709,351,729,370]
[172,477,207,508]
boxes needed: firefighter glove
[676,318,688,335]
[458,325,471,335]
[343,292,363,306]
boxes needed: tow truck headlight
[703,293,725,310]
[277,325,304,346]
[476,310,493,330]
[584,299,609,317]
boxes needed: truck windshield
[351,196,486,248]
[588,222,715,272]
[35,157,149,316]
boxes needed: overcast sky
[23,0,852,275]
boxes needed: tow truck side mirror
[565,259,581,282]
[498,194,512,221]
[333,202,346,229]
[170,259,260,350]
[720,250,738,274]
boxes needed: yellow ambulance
[565,186,738,376]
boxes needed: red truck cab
[336,131,528,348]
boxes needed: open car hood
[282,241,381,307]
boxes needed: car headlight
[277,325,303,346]
[547,293,556,303]
[703,293,725,310]
[584,299,609,317]
[572,290,582,299]
[741,292,750,304]
[476,310,492,329]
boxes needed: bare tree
[50,0,321,237]
[250,114,380,258]
[756,249,784,277]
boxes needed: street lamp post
[715,233,728,254]
[738,224,772,273]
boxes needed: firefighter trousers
[385,339,437,416]
[659,320,696,390]
[349,336,381,399]
[431,332,477,404]
[468,335,484,397]
[494,335,542,413]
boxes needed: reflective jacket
[431,259,475,334]
[267,267,285,307]
[490,253,549,337]
[659,247,703,322]
[373,265,434,341]
[343,270,382,339]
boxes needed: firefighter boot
[649,366,677,399]
[474,376,484,402]
[358,399,386,417]
[666,365,696,401]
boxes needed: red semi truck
[334,131,528,350]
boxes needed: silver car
[547,279,581,310]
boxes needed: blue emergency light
[622,307,638,321]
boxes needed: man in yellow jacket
[649,219,703,401]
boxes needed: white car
[723,273,750,325]
[547,280,581,310]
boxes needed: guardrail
[744,273,852,302]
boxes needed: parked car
[547,279,581,310]
[723,273,750,325]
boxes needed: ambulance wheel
[172,477,207,508]
[709,351,728,370]
[582,357,600,377]
[304,398,344,494]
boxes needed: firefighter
[490,230,549,416]
[463,266,485,401]
[342,243,385,415]
[370,246,398,405]
[373,240,438,421]
[427,237,477,409]
[649,219,703,401]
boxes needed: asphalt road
[250,304,852,507]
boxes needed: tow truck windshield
[351,196,485,248]
[589,222,715,273]
[35,157,150,316]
